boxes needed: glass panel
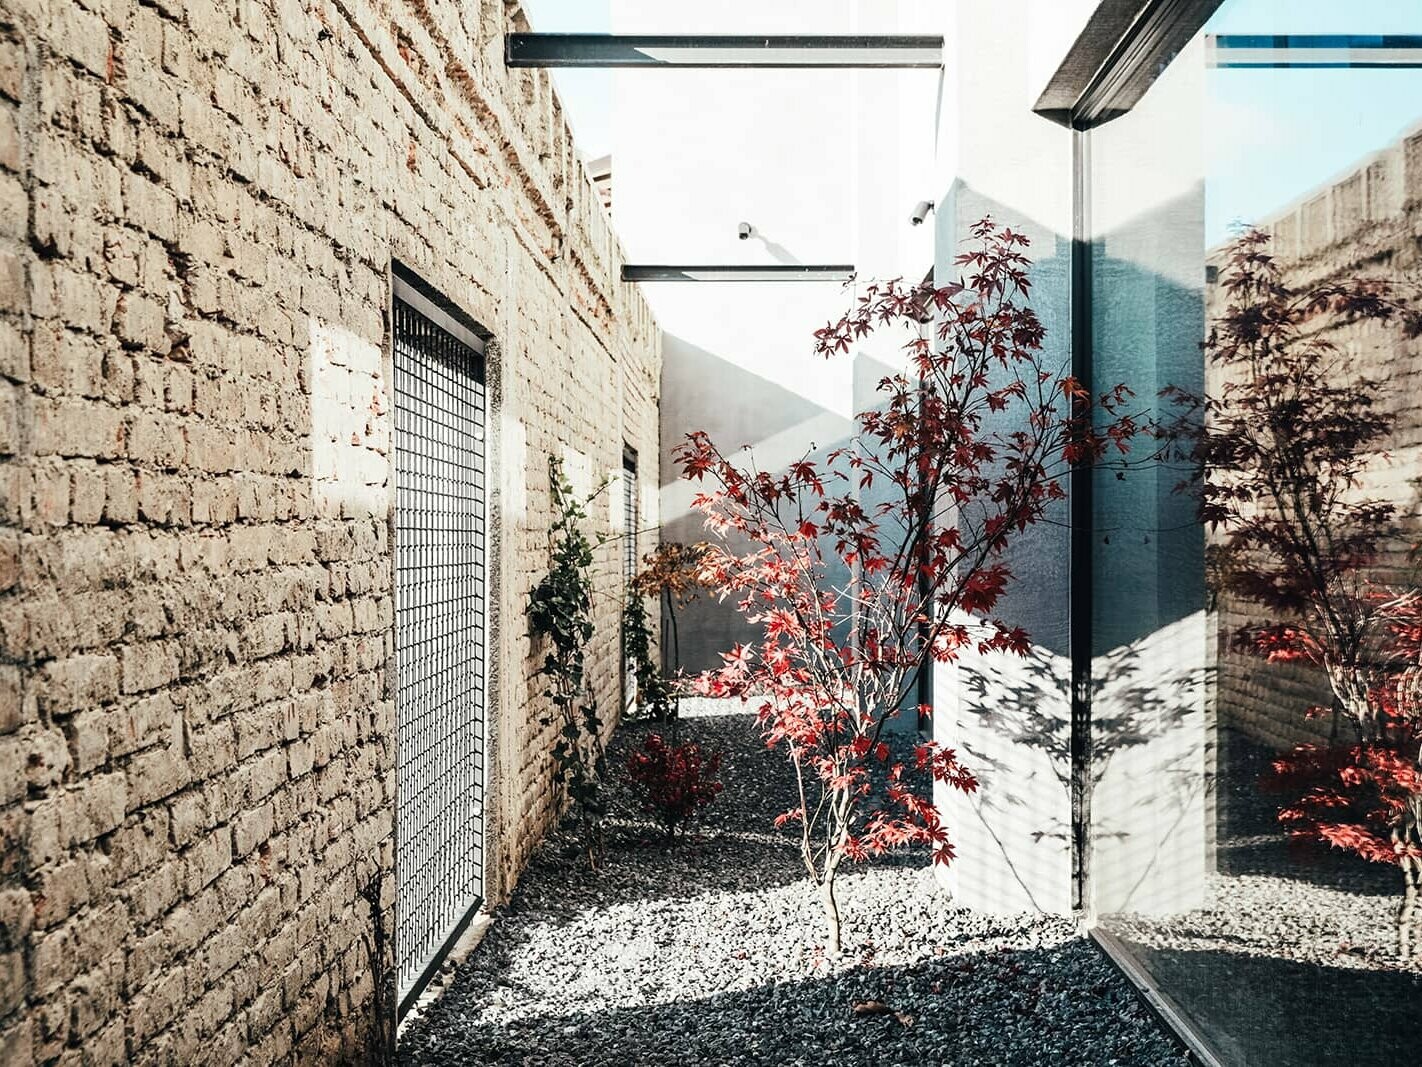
[1089,1,1422,1062]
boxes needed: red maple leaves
[675,218,1143,948]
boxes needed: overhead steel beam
[507,34,942,69]
[621,264,854,283]
[1209,34,1422,68]
[1033,0,1225,129]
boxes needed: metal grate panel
[623,451,638,585]
[393,280,486,1015]
[622,451,638,712]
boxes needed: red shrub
[625,734,724,838]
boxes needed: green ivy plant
[622,587,673,724]
[528,456,609,867]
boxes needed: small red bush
[625,734,723,839]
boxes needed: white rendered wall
[1085,36,1210,919]
[930,0,1082,916]
[612,0,939,672]
[932,1,1210,918]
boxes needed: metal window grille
[622,450,638,711]
[623,450,639,584]
[392,275,487,1016]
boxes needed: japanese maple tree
[1264,584,1422,957]
[1163,229,1422,956]
[677,218,1141,953]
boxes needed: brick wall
[0,0,659,1061]
[1210,120,1422,752]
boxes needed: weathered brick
[0,0,661,1058]
[0,382,18,456]
[102,466,137,524]
[108,690,178,757]
[0,35,24,102]
[183,828,232,896]
[38,653,119,715]
[31,856,93,930]
[0,665,25,735]
[126,861,182,927]
[232,802,273,858]
[0,320,26,383]
[31,901,127,996]
[120,641,179,694]
[0,252,23,313]
[0,945,21,1017]
[32,397,124,459]
[24,725,69,792]
[126,745,189,809]
[63,708,107,773]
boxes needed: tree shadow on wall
[955,620,1210,911]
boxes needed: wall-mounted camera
[737,222,754,240]
[910,200,935,226]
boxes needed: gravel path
[399,701,1186,1066]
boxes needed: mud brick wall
[0,0,659,1061]
[1210,120,1422,752]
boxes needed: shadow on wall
[947,614,1210,917]
[930,180,1076,914]
[930,180,1211,917]
[658,332,901,675]
[1085,186,1213,916]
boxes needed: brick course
[1210,121,1422,752]
[0,0,659,1061]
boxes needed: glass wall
[1088,1,1422,1062]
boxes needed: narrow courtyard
[398,703,1186,1066]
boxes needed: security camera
[910,200,935,226]
[737,222,753,241]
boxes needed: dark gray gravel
[398,701,1186,1066]
[1097,729,1422,1066]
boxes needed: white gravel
[398,703,1186,1066]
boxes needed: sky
[1202,0,1422,243]
[515,0,1422,237]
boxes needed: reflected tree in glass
[1163,229,1422,957]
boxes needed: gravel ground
[1106,727,1420,971]
[399,701,1185,1066]
[1099,729,1422,1065]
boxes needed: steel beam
[1209,34,1422,68]
[507,34,942,69]
[621,264,854,283]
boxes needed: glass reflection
[1089,1,1422,1062]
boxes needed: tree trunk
[820,876,842,957]
[1399,856,1419,961]
[1399,793,1422,961]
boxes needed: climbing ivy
[528,456,608,867]
[622,587,672,723]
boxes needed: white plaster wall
[931,0,1082,916]
[611,0,940,669]
[933,2,1212,919]
[1086,35,1211,918]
